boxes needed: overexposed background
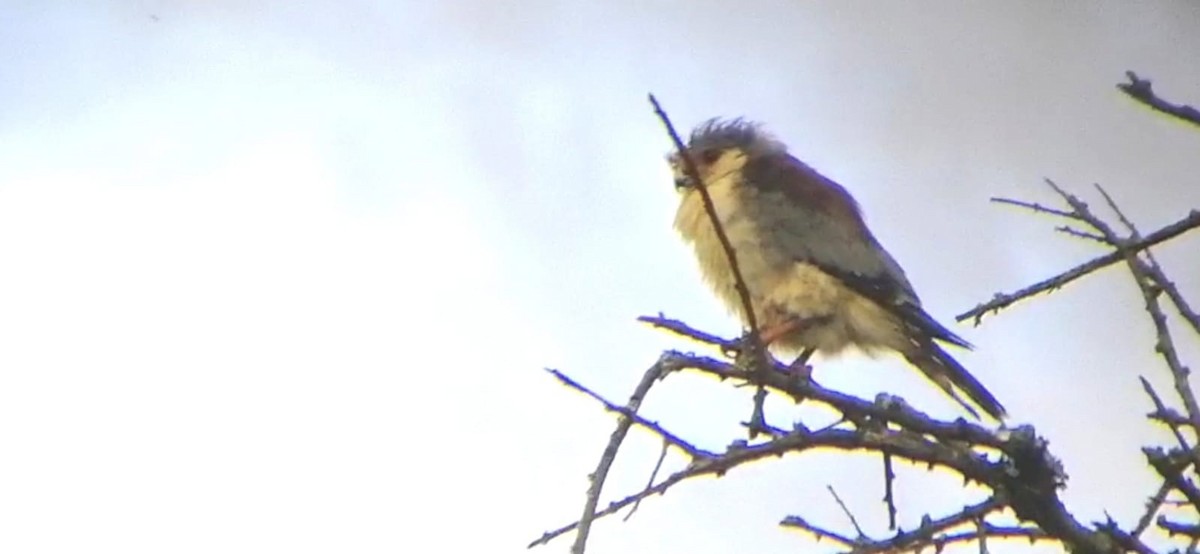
[2,2,1199,553]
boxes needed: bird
[667,117,1006,420]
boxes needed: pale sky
[2,2,1199,553]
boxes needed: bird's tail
[904,342,1006,421]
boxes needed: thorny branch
[970,177,1200,545]
[649,97,778,437]
[535,75,1200,553]
[558,357,670,554]
[533,325,1142,553]
[955,208,1200,325]
[782,497,1052,552]
[647,95,762,344]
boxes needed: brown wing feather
[745,153,1004,418]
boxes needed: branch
[956,208,1200,324]
[647,95,779,437]
[1094,185,1200,337]
[780,516,858,548]
[783,497,1008,553]
[533,422,1007,550]
[882,452,897,530]
[1145,447,1200,511]
[1117,71,1200,129]
[535,356,672,553]
[647,96,762,343]
[544,368,714,460]
[1141,376,1194,455]
[1158,516,1200,538]
[1044,182,1200,431]
[535,316,1142,553]
[827,485,867,539]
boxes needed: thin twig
[956,209,1200,324]
[1158,516,1200,538]
[783,498,1039,553]
[827,485,867,538]
[991,196,1080,219]
[1133,480,1173,538]
[623,440,671,522]
[545,368,713,459]
[1117,71,1200,129]
[928,525,1051,550]
[1056,225,1109,243]
[1057,183,1200,432]
[648,95,775,438]
[977,517,990,554]
[1145,448,1200,510]
[779,516,858,547]
[1099,518,1160,554]
[557,357,671,554]
[1095,184,1200,336]
[871,498,1003,552]
[883,452,898,530]
[1140,376,1194,456]
[646,97,762,341]
[637,314,736,351]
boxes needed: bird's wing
[744,153,971,349]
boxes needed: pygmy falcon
[668,118,1006,420]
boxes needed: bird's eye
[699,148,721,164]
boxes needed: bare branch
[648,94,778,437]
[1056,224,1109,243]
[1145,447,1200,511]
[956,208,1200,324]
[1158,516,1200,538]
[1095,184,1200,336]
[882,452,897,530]
[1140,376,1194,455]
[534,422,1005,549]
[637,314,735,353]
[871,498,1002,552]
[623,440,670,522]
[780,516,858,547]
[537,357,672,553]
[1133,480,1173,538]
[783,498,1054,553]
[927,525,1051,550]
[991,196,1080,219]
[1042,182,1200,431]
[827,485,867,539]
[1117,71,1200,129]
[646,97,761,343]
[545,367,712,460]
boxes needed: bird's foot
[723,317,820,361]
[724,335,763,364]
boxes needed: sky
[2,2,1199,553]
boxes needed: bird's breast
[673,182,792,321]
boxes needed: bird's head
[667,118,785,192]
